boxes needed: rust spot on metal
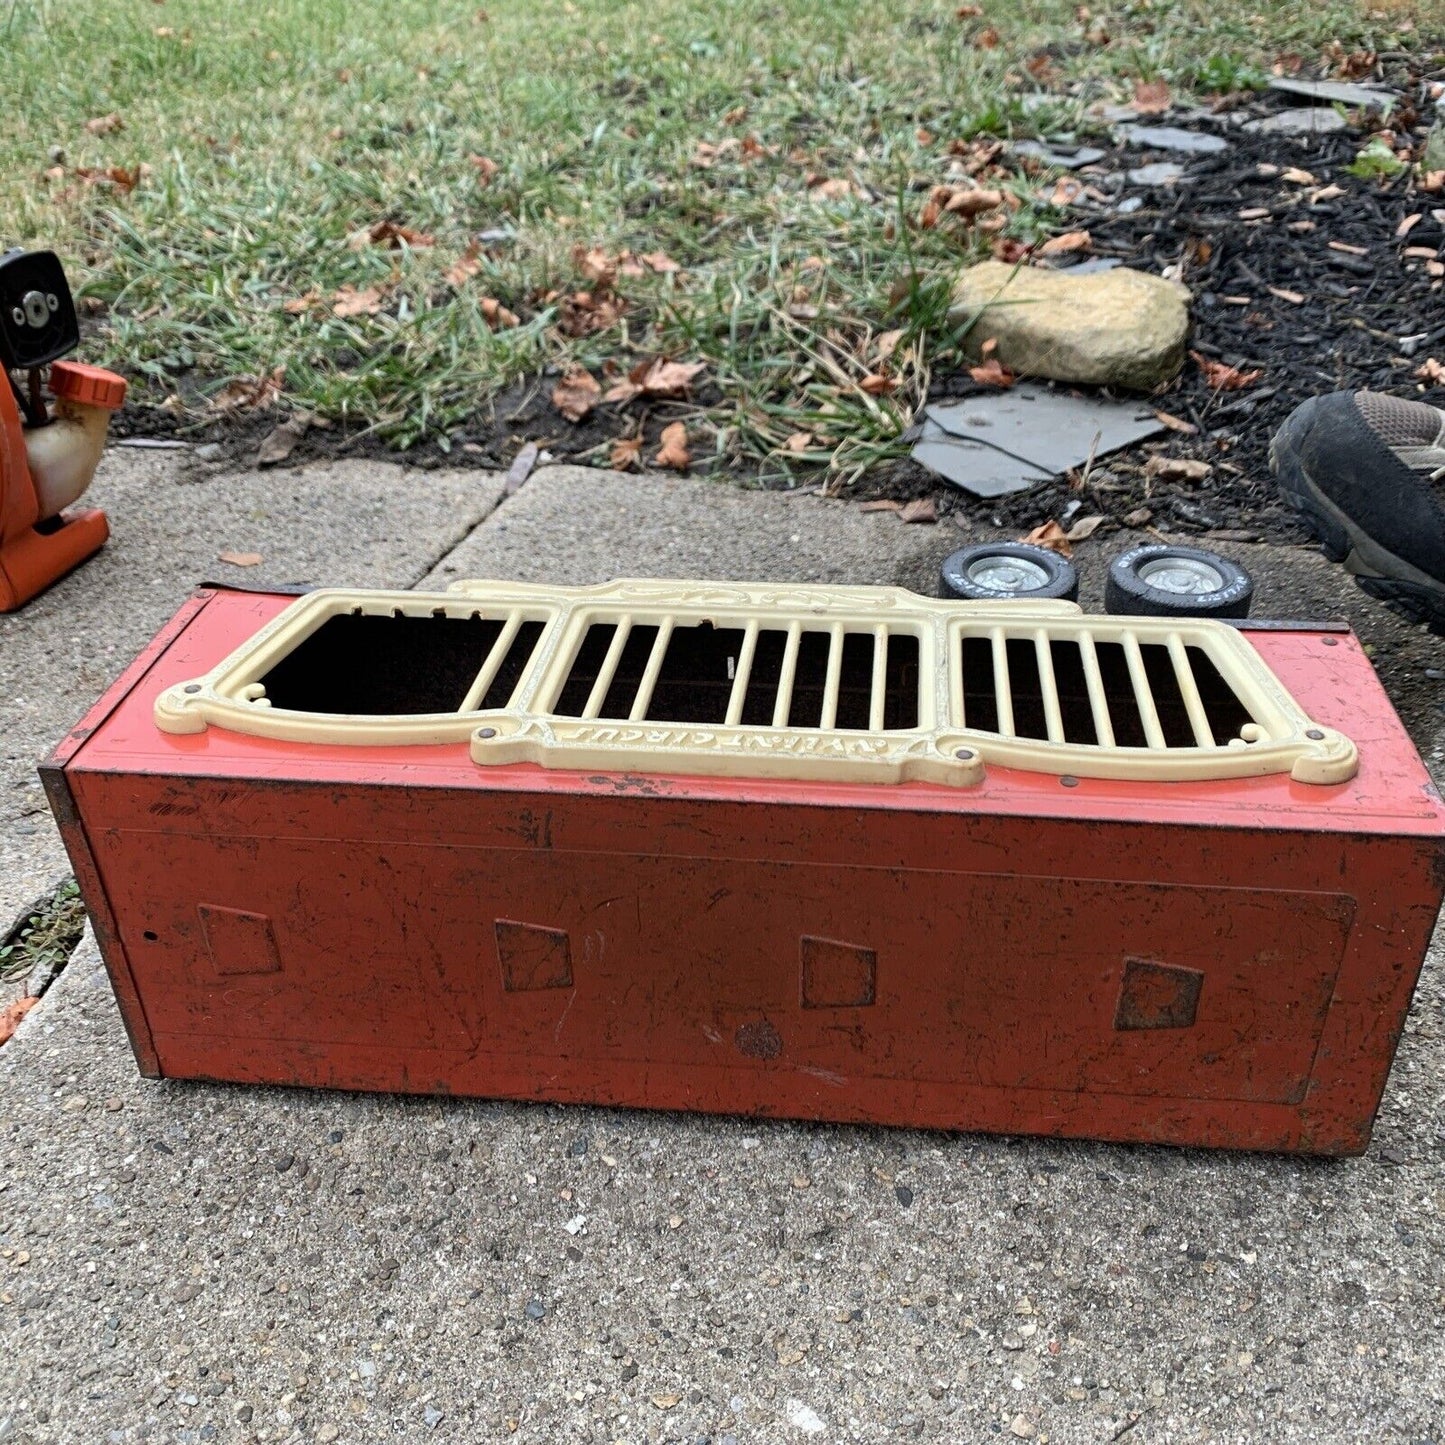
[735,1018,783,1060]
[585,773,665,796]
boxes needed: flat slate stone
[1268,76,1395,111]
[1116,123,1229,155]
[1244,107,1349,136]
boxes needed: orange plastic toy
[0,249,126,612]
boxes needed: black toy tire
[939,543,1080,603]
[1104,545,1254,619]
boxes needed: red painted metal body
[44,588,1445,1154]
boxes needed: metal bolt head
[954,748,975,761]
[1306,728,1325,741]
[183,684,202,695]
[477,727,498,740]
[1060,775,1080,788]
[21,290,49,328]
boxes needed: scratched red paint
[41,588,1445,1155]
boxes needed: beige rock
[950,261,1191,391]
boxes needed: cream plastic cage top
[153,579,1358,787]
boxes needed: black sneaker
[1270,390,1445,629]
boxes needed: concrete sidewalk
[1,449,1443,1444]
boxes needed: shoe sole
[1269,407,1445,633]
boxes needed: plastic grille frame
[153,579,1359,787]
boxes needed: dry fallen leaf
[0,997,38,1046]
[218,550,264,567]
[610,435,643,470]
[654,422,691,471]
[944,186,1004,217]
[480,296,520,330]
[282,291,320,316]
[991,237,1030,264]
[1022,520,1072,558]
[1124,506,1153,527]
[1131,78,1171,115]
[956,3,984,15]
[1151,408,1198,435]
[859,372,897,396]
[348,219,434,251]
[875,329,905,363]
[1144,455,1213,483]
[1049,177,1085,207]
[552,367,602,423]
[784,431,815,452]
[639,249,681,274]
[1038,229,1091,256]
[257,414,311,467]
[558,289,626,337]
[1025,52,1060,85]
[51,163,148,195]
[899,497,938,524]
[1280,166,1316,185]
[444,244,482,286]
[808,176,860,202]
[1191,350,1263,391]
[859,499,903,513]
[573,245,618,290]
[331,284,385,318]
[1416,358,1445,384]
[1065,514,1106,542]
[604,358,706,405]
[976,26,1000,47]
[85,112,124,136]
[969,355,1017,388]
[210,366,285,412]
[470,155,500,185]
[651,1396,682,1411]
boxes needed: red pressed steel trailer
[42,585,1445,1155]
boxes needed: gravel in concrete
[1,455,1443,1445]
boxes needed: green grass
[0,0,1436,476]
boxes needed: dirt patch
[112,373,723,477]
